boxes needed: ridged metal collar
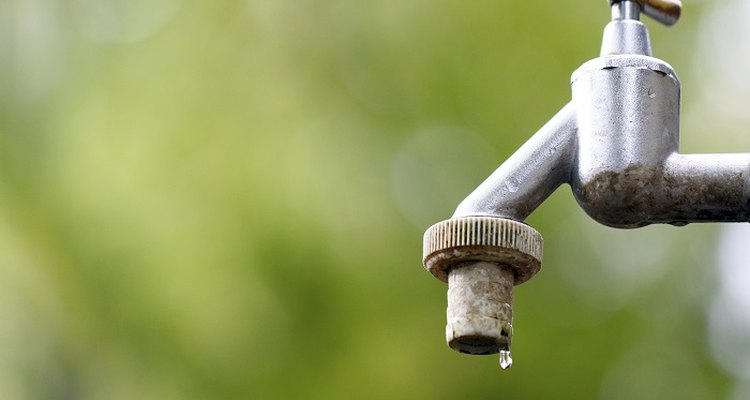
[423,217,542,284]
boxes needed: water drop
[505,178,519,193]
[648,88,656,98]
[499,349,513,370]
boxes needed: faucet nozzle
[423,217,542,356]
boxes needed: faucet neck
[608,0,682,26]
[611,0,641,22]
[601,2,652,56]
[602,0,683,56]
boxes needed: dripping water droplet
[505,178,519,193]
[499,349,513,370]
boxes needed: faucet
[422,0,749,369]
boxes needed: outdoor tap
[422,0,750,368]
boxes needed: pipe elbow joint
[571,153,750,228]
[571,164,664,228]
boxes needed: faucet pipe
[452,103,577,221]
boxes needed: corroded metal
[424,217,541,356]
[447,262,514,355]
[421,1,748,362]
[576,160,750,228]
[423,217,542,284]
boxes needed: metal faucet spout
[453,103,577,221]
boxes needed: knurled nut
[423,216,543,285]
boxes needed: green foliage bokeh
[0,0,739,399]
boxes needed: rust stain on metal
[576,163,750,228]
[447,262,514,355]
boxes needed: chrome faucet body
[454,1,748,229]
[422,0,746,363]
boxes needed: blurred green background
[2,0,750,398]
